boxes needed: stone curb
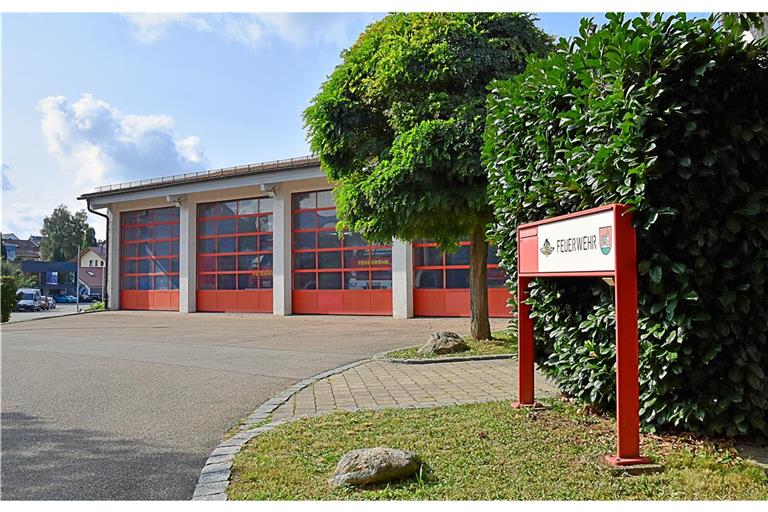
[191,357,372,501]
[377,353,515,365]
[2,308,106,325]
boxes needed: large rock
[328,447,420,487]
[417,331,468,355]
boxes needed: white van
[17,288,43,312]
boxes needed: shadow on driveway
[1,411,201,500]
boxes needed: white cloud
[2,162,13,192]
[37,93,209,189]
[125,13,212,44]
[123,13,373,49]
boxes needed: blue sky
[2,12,618,238]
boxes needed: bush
[483,13,768,437]
[86,301,105,312]
[1,274,20,323]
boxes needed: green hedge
[483,13,768,437]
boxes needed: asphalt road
[1,311,505,500]
[8,303,81,322]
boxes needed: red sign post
[514,204,651,466]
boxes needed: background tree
[304,13,551,339]
[39,205,97,261]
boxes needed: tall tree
[304,13,551,339]
[39,205,97,261]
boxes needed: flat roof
[78,155,319,200]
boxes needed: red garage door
[413,240,513,317]
[292,190,392,315]
[120,207,180,310]
[196,197,273,313]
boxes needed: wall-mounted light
[166,194,185,207]
[260,183,278,198]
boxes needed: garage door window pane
[445,245,470,266]
[259,234,273,251]
[198,274,215,290]
[259,198,273,213]
[138,276,152,290]
[238,255,259,271]
[342,232,366,247]
[217,218,236,235]
[294,272,316,290]
[124,227,138,241]
[198,220,216,236]
[198,203,217,218]
[122,243,136,257]
[199,238,216,254]
[122,276,136,290]
[123,259,137,274]
[154,241,171,256]
[318,251,341,269]
[371,270,393,289]
[344,249,369,269]
[238,236,258,253]
[415,269,442,289]
[446,269,470,289]
[259,274,273,289]
[294,232,315,250]
[217,237,236,253]
[154,275,170,290]
[139,226,153,240]
[217,256,236,272]
[238,216,259,234]
[138,259,152,274]
[344,271,369,290]
[239,199,259,215]
[218,201,237,217]
[293,192,315,210]
[259,214,273,232]
[198,255,216,272]
[258,254,273,269]
[293,212,315,229]
[318,230,341,248]
[217,274,236,290]
[317,210,337,229]
[318,272,342,290]
[238,273,259,290]
[415,246,443,267]
[294,252,316,269]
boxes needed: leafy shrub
[483,13,768,437]
[86,301,105,312]
[1,274,20,323]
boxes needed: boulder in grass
[328,447,420,487]
[417,331,468,355]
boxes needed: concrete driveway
[1,311,508,500]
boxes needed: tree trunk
[469,224,491,340]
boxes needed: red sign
[515,204,652,467]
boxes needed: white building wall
[392,239,413,318]
[272,183,292,315]
[178,199,197,313]
[106,207,121,310]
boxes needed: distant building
[78,245,106,268]
[1,234,42,261]
[75,244,107,296]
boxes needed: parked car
[17,288,43,312]
[79,294,93,303]
[87,293,102,302]
[55,294,78,303]
[45,296,56,309]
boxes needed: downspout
[86,199,110,309]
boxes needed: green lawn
[384,329,517,360]
[228,400,767,500]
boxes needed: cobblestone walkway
[269,359,558,421]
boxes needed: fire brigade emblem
[540,239,554,257]
[599,226,612,255]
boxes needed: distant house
[78,245,106,268]
[1,234,42,261]
[75,244,107,297]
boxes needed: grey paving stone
[197,469,231,484]
[193,480,229,497]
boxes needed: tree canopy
[39,205,97,261]
[304,12,552,248]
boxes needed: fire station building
[79,156,512,319]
